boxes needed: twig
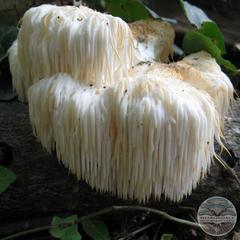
[0,205,200,240]
[0,226,52,240]
[153,218,165,240]
[216,157,240,187]
[0,52,8,63]
[112,206,200,228]
[178,206,197,221]
[118,222,157,240]
[178,206,197,215]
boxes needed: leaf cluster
[99,0,238,74]
[180,0,237,74]
[50,215,110,240]
[0,165,16,194]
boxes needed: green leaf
[161,233,174,240]
[183,30,237,73]
[0,165,16,193]
[105,0,151,22]
[0,24,18,61]
[180,0,211,28]
[50,215,81,240]
[217,55,237,74]
[200,21,226,54]
[81,219,110,240]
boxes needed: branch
[216,157,240,186]
[0,205,200,240]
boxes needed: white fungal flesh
[8,41,25,101]
[129,19,175,62]
[28,69,221,202]
[175,51,234,126]
[9,4,234,202]
[129,52,234,130]
[11,4,137,100]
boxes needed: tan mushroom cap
[129,19,175,62]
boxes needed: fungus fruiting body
[9,4,234,202]
[129,19,175,62]
[10,4,138,100]
[174,52,234,126]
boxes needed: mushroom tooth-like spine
[131,53,233,132]
[130,57,231,142]
[175,51,234,127]
[28,74,114,192]
[28,69,221,202]
[23,5,233,202]
[8,41,26,101]
[28,74,81,152]
[15,4,138,100]
[109,70,219,202]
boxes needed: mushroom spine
[9,4,234,202]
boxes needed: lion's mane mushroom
[9,4,138,100]
[174,51,234,125]
[9,5,176,101]
[28,65,221,202]
[130,51,234,127]
[9,4,234,202]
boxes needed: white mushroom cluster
[9,4,234,202]
[9,4,137,100]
